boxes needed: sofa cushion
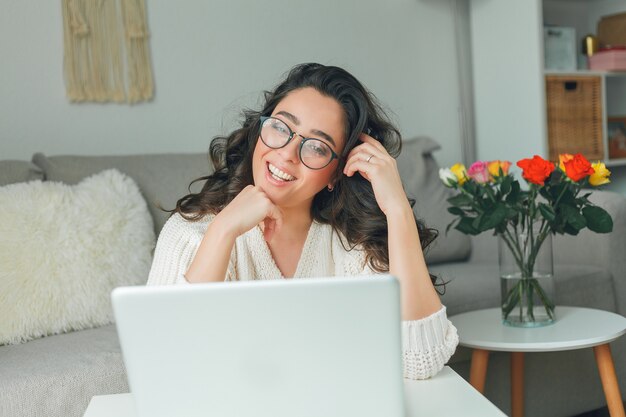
[0,160,43,186]
[396,137,471,264]
[32,153,212,235]
[433,262,616,317]
[0,325,127,417]
[0,170,155,345]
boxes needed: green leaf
[582,206,613,233]
[481,198,495,212]
[538,203,556,222]
[539,187,552,201]
[576,192,592,206]
[464,181,478,195]
[552,223,565,235]
[560,188,576,205]
[500,176,512,194]
[505,207,518,220]
[506,181,521,204]
[447,206,465,216]
[548,169,564,185]
[494,223,505,234]
[472,213,484,230]
[455,217,481,235]
[478,204,507,231]
[561,204,587,231]
[447,194,474,207]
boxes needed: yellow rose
[589,161,611,186]
[450,163,468,185]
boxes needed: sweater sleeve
[146,213,200,285]
[146,213,236,286]
[341,245,459,380]
[402,306,459,380]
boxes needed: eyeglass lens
[260,117,334,169]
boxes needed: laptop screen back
[112,275,405,417]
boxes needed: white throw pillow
[0,169,155,345]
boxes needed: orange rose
[558,153,574,172]
[487,160,512,179]
[516,155,555,185]
[562,153,594,182]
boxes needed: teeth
[268,163,295,181]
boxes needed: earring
[327,184,334,192]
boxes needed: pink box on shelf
[589,49,626,71]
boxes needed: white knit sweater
[147,213,459,380]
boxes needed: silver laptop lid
[112,275,405,417]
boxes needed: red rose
[563,153,595,182]
[516,155,555,185]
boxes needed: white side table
[450,306,626,417]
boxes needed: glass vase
[498,228,556,327]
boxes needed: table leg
[470,349,490,394]
[511,352,524,417]
[593,343,625,417]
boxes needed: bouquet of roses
[439,154,613,324]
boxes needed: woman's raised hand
[213,185,283,242]
[343,134,410,217]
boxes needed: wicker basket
[545,75,604,160]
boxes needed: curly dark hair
[171,63,440,287]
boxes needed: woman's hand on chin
[213,185,283,242]
[343,134,411,217]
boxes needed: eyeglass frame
[258,116,339,170]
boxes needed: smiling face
[252,87,346,211]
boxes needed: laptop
[111,275,406,417]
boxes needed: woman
[147,63,458,380]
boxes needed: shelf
[605,158,626,168]
[544,70,626,77]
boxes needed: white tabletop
[84,394,134,417]
[403,366,505,416]
[83,367,505,417]
[450,306,626,352]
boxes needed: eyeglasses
[259,116,338,170]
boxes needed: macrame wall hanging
[61,0,154,104]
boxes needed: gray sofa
[1,137,625,417]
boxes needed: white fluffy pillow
[0,169,155,345]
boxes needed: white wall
[453,0,477,165]
[0,0,466,168]
[469,0,547,164]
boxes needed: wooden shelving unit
[544,70,626,166]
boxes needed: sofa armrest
[552,190,626,315]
